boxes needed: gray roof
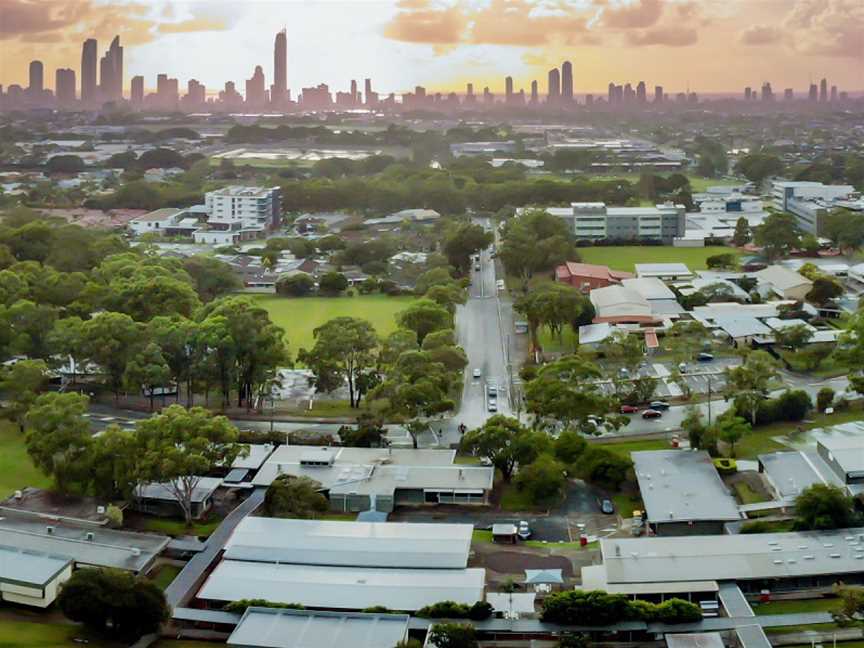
[227,607,409,648]
[602,527,864,584]
[135,476,223,504]
[198,560,485,611]
[818,437,864,475]
[622,277,676,301]
[578,322,612,345]
[0,513,168,573]
[665,634,724,648]
[632,450,741,524]
[755,266,812,292]
[758,451,836,501]
[524,569,563,584]
[735,625,773,648]
[635,263,692,276]
[232,444,276,471]
[0,545,71,587]
[712,316,772,339]
[224,518,472,569]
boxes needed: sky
[0,0,862,96]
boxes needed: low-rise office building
[771,180,857,235]
[0,546,72,608]
[540,202,686,243]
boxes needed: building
[204,185,282,235]
[128,207,201,237]
[134,477,223,520]
[251,446,494,513]
[99,36,123,102]
[771,181,857,234]
[0,546,72,608]
[272,29,288,107]
[541,202,685,243]
[632,450,742,535]
[81,39,98,105]
[555,262,633,292]
[754,265,813,301]
[450,141,517,157]
[620,277,684,318]
[227,608,410,648]
[634,263,693,280]
[55,68,76,106]
[589,285,655,324]
[561,61,573,102]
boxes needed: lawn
[151,564,182,590]
[754,598,839,615]
[733,481,769,504]
[141,516,223,538]
[0,620,125,647]
[253,294,417,359]
[499,482,556,512]
[598,439,670,459]
[0,419,51,498]
[578,246,740,273]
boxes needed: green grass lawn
[733,481,769,504]
[765,622,838,635]
[778,346,846,378]
[0,419,51,498]
[141,516,223,538]
[741,518,796,533]
[0,620,125,647]
[578,246,740,273]
[754,597,839,615]
[538,326,578,353]
[253,294,417,359]
[599,439,670,459]
[151,564,182,590]
[499,482,557,512]
[472,529,493,543]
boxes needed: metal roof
[622,277,676,301]
[0,545,71,587]
[227,608,410,648]
[602,528,864,584]
[755,266,812,292]
[224,518,472,569]
[524,569,563,584]
[632,450,742,524]
[665,633,725,648]
[198,560,486,611]
[635,263,692,276]
[231,444,276,471]
[135,476,223,504]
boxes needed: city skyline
[0,0,862,97]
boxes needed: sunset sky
[1,0,862,96]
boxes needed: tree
[682,406,708,451]
[47,316,86,382]
[318,272,348,295]
[558,634,591,648]
[823,210,864,254]
[735,152,783,186]
[25,392,92,492]
[276,273,315,296]
[299,317,379,408]
[833,586,864,627]
[574,448,632,491]
[81,312,143,400]
[124,343,172,410]
[732,217,751,246]
[264,475,329,518]
[88,426,137,500]
[427,623,478,648]
[665,321,707,365]
[515,284,594,350]
[414,267,455,296]
[460,415,531,481]
[425,283,467,315]
[807,276,844,305]
[182,255,241,301]
[774,323,814,350]
[754,212,801,261]
[794,484,856,531]
[396,299,452,346]
[712,414,750,457]
[340,412,386,447]
[499,209,577,285]
[0,359,47,431]
[706,253,738,270]
[46,154,85,174]
[817,387,835,413]
[553,429,588,465]
[133,405,247,525]
[515,454,567,504]
[599,331,644,375]
[57,568,168,640]
[724,351,778,425]
[442,222,493,274]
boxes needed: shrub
[224,599,304,613]
[104,504,123,528]
[713,458,737,475]
[817,387,835,413]
[276,273,315,297]
[740,520,776,534]
[417,600,471,619]
[542,590,701,625]
[653,598,703,623]
[468,601,494,621]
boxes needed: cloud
[0,0,89,40]
[782,0,864,58]
[469,0,588,46]
[629,27,698,47]
[158,18,229,34]
[383,3,468,45]
[739,25,782,46]
[600,0,663,29]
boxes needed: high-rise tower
[99,36,123,101]
[28,61,43,95]
[81,39,98,105]
[547,68,560,103]
[55,68,76,106]
[273,28,287,107]
[561,61,573,102]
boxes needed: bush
[104,504,123,528]
[264,475,329,519]
[817,387,835,412]
[542,590,701,625]
[574,448,632,491]
[653,598,703,624]
[514,455,566,503]
[224,599,304,613]
[713,458,737,475]
[416,600,492,621]
[740,520,777,534]
[754,390,812,425]
[318,271,348,295]
[467,601,493,621]
[276,273,315,297]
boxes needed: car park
[620,405,639,414]
[600,499,615,515]
[649,400,670,410]
[642,409,662,419]
[517,521,531,540]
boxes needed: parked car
[472,368,482,379]
[642,409,662,419]
[600,499,615,515]
[649,400,670,410]
[487,400,498,412]
[697,352,715,362]
[678,362,688,373]
[474,263,481,271]
[620,404,639,414]
[517,520,532,540]
[487,383,497,397]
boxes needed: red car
[642,409,663,419]
[620,405,639,414]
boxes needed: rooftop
[621,277,677,301]
[0,545,71,588]
[632,450,741,524]
[208,185,276,198]
[132,208,182,222]
[224,518,472,569]
[665,633,725,648]
[231,444,276,471]
[227,607,410,648]
[135,476,223,504]
[635,263,693,277]
[198,560,485,611]
[755,266,813,292]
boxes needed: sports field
[0,419,50,498]
[578,245,740,273]
[254,294,417,356]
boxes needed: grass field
[141,516,223,538]
[0,620,125,647]
[0,419,50,498]
[753,598,839,615]
[578,246,740,273]
[586,173,741,193]
[253,294,417,358]
[151,564,182,590]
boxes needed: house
[632,450,742,536]
[227,608,410,648]
[128,207,200,237]
[492,523,518,544]
[555,262,633,292]
[755,266,813,301]
[589,285,656,324]
[0,546,72,608]
[134,476,223,520]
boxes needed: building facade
[544,202,685,243]
[771,180,856,234]
[204,185,282,233]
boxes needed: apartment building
[541,202,685,243]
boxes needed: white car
[472,368,482,379]
[517,521,531,540]
[487,400,498,412]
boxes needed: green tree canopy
[264,475,329,519]
[794,484,857,531]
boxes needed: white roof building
[635,263,693,279]
[590,286,654,323]
[755,266,813,301]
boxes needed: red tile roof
[557,262,634,282]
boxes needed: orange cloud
[783,0,864,58]
[383,4,468,45]
[600,0,663,29]
[739,25,782,46]
[469,0,588,47]
[628,27,698,47]
[158,18,229,34]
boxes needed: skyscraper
[81,39,98,105]
[245,65,266,107]
[505,76,513,102]
[830,85,838,102]
[547,68,560,103]
[744,87,752,101]
[819,78,827,102]
[55,68,76,106]
[99,36,123,101]
[808,83,818,101]
[561,61,573,102]
[350,79,358,104]
[530,80,538,104]
[28,61,43,95]
[654,85,664,103]
[130,76,144,105]
[636,81,646,103]
[273,28,287,107]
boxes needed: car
[620,405,639,414]
[649,400,670,410]
[600,499,615,515]
[487,383,498,397]
[642,409,662,419]
[697,352,715,362]
[618,367,630,378]
[472,368,482,379]
[517,521,531,540]
[474,264,481,271]
[678,362,688,373]
[487,400,498,412]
